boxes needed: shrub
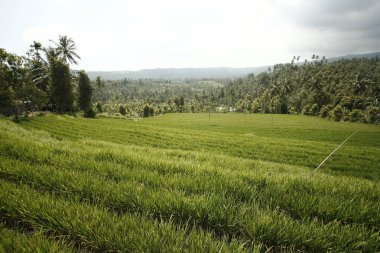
[119,105,126,116]
[251,101,260,113]
[84,107,96,118]
[349,109,363,122]
[143,105,150,117]
[289,107,298,114]
[309,104,319,116]
[302,104,311,115]
[366,106,379,124]
[96,103,103,113]
[330,105,343,121]
[319,104,333,118]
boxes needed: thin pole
[313,130,358,173]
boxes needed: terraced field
[0,113,379,252]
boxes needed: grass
[0,113,379,252]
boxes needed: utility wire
[313,130,358,173]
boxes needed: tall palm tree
[280,78,293,96]
[44,46,59,62]
[308,77,322,93]
[50,35,81,65]
[352,74,368,95]
[30,41,43,59]
[270,78,280,96]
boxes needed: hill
[327,51,380,62]
[87,66,269,80]
[86,52,380,80]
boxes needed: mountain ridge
[86,51,380,80]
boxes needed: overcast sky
[1,0,379,71]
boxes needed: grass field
[0,113,379,252]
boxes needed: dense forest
[94,57,380,123]
[1,36,379,123]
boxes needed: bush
[330,105,343,121]
[289,107,297,115]
[366,106,379,124]
[143,105,150,117]
[119,105,126,116]
[309,104,319,116]
[349,109,363,122]
[251,101,260,113]
[84,107,96,118]
[319,104,333,118]
[96,103,103,113]
[302,104,311,115]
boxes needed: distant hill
[87,66,269,80]
[327,52,380,62]
[86,52,380,80]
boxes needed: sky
[0,0,379,71]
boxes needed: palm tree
[270,79,280,96]
[280,78,293,95]
[29,41,43,59]
[352,74,368,95]
[50,35,81,65]
[308,77,322,93]
[44,46,59,62]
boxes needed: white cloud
[1,0,379,70]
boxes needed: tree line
[222,57,379,123]
[0,35,94,120]
[96,57,379,123]
[1,38,379,123]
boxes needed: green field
[0,113,379,252]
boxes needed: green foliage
[302,104,311,115]
[330,105,344,121]
[84,107,96,118]
[0,87,13,110]
[251,101,260,113]
[367,106,379,124]
[119,105,126,115]
[143,104,150,117]
[50,35,81,65]
[309,103,319,116]
[270,96,281,114]
[49,58,73,113]
[349,109,363,122]
[0,114,379,252]
[96,103,103,113]
[319,104,333,118]
[0,49,26,117]
[0,35,82,116]
[0,224,74,253]
[77,71,93,111]
[289,106,297,114]
[221,58,380,124]
[18,84,48,110]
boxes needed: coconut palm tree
[280,78,293,96]
[50,35,81,65]
[308,77,322,93]
[270,78,280,96]
[352,74,368,95]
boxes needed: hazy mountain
[87,66,269,80]
[327,52,380,62]
[87,52,380,80]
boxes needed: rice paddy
[0,113,379,252]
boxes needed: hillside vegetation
[2,38,379,124]
[1,114,379,252]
